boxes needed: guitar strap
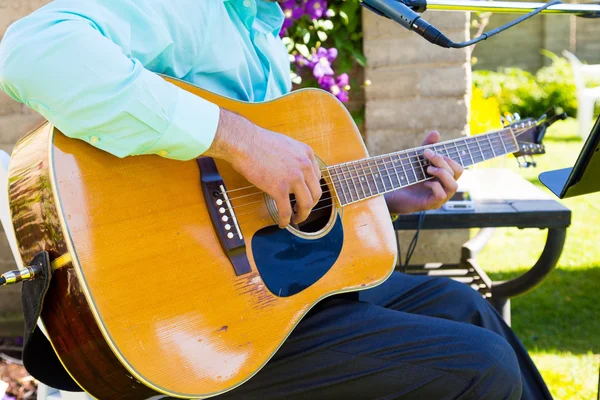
[21,251,82,392]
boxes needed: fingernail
[424,149,434,157]
[427,166,437,173]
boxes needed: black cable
[397,211,426,272]
[362,0,563,49]
[450,0,563,48]
[404,211,426,268]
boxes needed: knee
[436,278,493,324]
[473,332,523,400]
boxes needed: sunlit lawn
[477,118,599,399]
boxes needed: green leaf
[339,11,349,25]
[353,49,367,67]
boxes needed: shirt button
[89,136,99,145]
[243,0,251,7]
[158,150,169,157]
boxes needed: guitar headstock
[505,108,567,168]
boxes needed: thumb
[422,131,440,146]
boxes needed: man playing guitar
[0,1,551,398]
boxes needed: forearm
[0,1,217,161]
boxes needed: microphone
[361,0,453,48]
[361,0,563,49]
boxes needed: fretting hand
[385,131,464,215]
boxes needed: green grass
[476,117,599,400]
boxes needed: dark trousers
[219,272,552,399]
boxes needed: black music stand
[540,115,600,198]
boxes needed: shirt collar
[223,0,284,36]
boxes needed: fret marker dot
[375,174,379,178]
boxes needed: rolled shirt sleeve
[0,0,219,161]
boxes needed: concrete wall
[362,9,471,265]
[472,7,600,72]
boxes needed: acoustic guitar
[4,77,555,399]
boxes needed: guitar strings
[221,123,526,198]
[219,132,516,201]
[230,140,505,218]
[226,139,506,208]
[223,137,510,205]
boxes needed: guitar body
[8,78,397,399]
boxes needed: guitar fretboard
[327,129,518,206]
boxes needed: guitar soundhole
[290,178,335,234]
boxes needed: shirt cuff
[142,85,220,161]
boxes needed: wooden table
[393,169,572,323]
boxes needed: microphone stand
[424,0,600,17]
[362,0,600,47]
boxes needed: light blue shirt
[0,0,291,160]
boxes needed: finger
[424,181,447,204]
[444,156,464,180]
[274,192,293,228]
[424,149,453,177]
[311,155,322,181]
[426,166,458,196]
[421,131,440,146]
[305,172,323,206]
[291,182,314,224]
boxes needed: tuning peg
[513,113,521,122]
[506,115,514,124]
[526,155,537,167]
[500,116,506,126]
[516,156,532,168]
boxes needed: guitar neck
[327,128,519,206]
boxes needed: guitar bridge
[197,157,251,276]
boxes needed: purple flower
[336,73,349,87]
[318,75,335,91]
[327,47,338,62]
[279,0,305,37]
[304,0,328,20]
[312,56,333,78]
[330,83,349,103]
[295,54,310,67]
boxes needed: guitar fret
[474,137,485,162]
[330,166,349,205]
[497,132,508,154]
[340,165,356,203]
[358,161,375,197]
[375,156,394,192]
[346,164,362,202]
[351,162,367,200]
[395,153,409,186]
[454,142,464,165]
[465,141,475,166]
[412,151,426,181]
[486,134,497,157]
[367,159,384,194]
[400,152,417,183]
[382,156,398,188]
[384,155,401,188]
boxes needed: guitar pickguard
[251,216,344,297]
